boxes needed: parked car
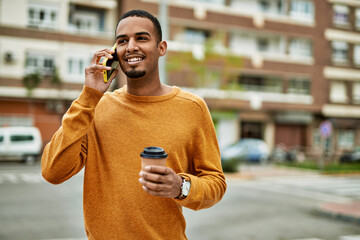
[268,146,287,163]
[0,126,43,163]
[339,146,360,163]
[221,138,270,164]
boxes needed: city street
[183,173,360,240]
[0,162,359,240]
[2,1,360,240]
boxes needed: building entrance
[241,122,263,139]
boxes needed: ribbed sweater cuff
[77,85,104,107]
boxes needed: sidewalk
[316,201,360,224]
[225,164,360,224]
[225,164,319,179]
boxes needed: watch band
[177,176,189,200]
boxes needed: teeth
[127,58,142,62]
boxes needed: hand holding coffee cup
[139,147,182,198]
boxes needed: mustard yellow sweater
[41,85,227,239]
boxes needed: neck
[126,75,171,96]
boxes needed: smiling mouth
[125,56,144,65]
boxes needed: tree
[22,67,62,97]
[166,35,243,89]
[22,71,42,97]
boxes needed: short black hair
[117,9,162,42]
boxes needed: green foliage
[167,35,242,88]
[221,158,240,173]
[322,163,360,174]
[277,161,360,174]
[225,80,245,91]
[51,67,62,86]
[22,71,42,96]
[22,67,62,97]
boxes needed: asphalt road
[0,163,85,240]
[0,162,359,240]
[184,180,360,240]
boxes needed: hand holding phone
[102,43,119,82]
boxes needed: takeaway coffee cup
[140,146,168,170]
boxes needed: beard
[125,69,146,79]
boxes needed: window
[332,41,349,64]
[0,136,3,143]
[330,81,347,103]
[333,5,349,27]
[277,0,284,14]
[26,53,55,75]
[238,74,282,93]
[259,0,270,12]
[354,45,360,66]
[230,0,243,8]
[356,8,360,29]
[68,5,105,35]
[288,78,311,95]
[184,28,209,45]
[257,38,269,52]
[70,11,99,34]
[290,0,314,22]
[337,130,354,149]
[289,38,312,57]
[66,52,92,83]
[353,83,360,104]
[10,135,34,142]
[229,33,250,55]
[68,58,85,76]
[28,3,58,29]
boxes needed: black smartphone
[102,43,119,82]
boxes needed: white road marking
[230,174,359,203]
[292,238,323,240]
[39,238,87,240]
[0,169,84,184]
[291,236,360,240]
[340,236,360,240]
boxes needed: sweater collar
[121,85,179,103]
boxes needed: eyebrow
[116,31,151,40]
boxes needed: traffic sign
[319,120,332,138]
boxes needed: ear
[158,41,167,56]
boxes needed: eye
[137,36,148,41]
[118,39,128,44]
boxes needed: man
[42,9,226,239]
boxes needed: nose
[126,38,139,53]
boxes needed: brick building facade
[1,0,360,159]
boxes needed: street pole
[159,0,168,84]
[319,120,332,172]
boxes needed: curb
[314,202,360,224]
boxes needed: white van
[0,126,43,163]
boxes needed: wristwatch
[177,177,191,200]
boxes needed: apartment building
[119,0,360,157]
[1,0,360,158]
[0,0,117,142]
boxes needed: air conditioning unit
[4,51,16,63]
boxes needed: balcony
[143,0,315,25]
[229,31,313,65]
[67,4,112,38]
